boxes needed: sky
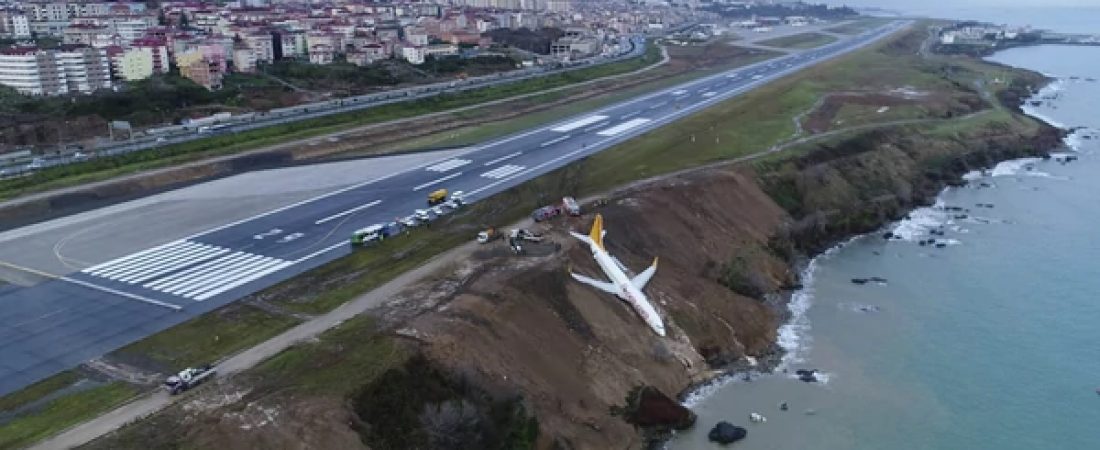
[828,0,1100,7]
[823,0,1100,33]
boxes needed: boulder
[620,385,696,431]
[708,421,747,444]
[796,369,818,383]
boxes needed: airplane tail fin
[588,214,605,250]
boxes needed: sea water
[670,45,1100,449]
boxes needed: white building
[401,45,424,65]
[0,46,111,95]
[3,13,31,38]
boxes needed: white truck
[164,364,216,395]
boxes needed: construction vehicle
[427,188,449,206]
[164,364,216,395]
[477,228,501,243]
[561,196,581,216]
[399,215,419,228]
[451,190,467,205]
[532,205,561,222]
[350,222,403,246]
[414,208,436,223]
[510,229,543,242]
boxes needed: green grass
[275,231,472,316]
[251,316,409,395]
[0,371,81,413]
[0,43,663,203]
[0,382,137,449]
[111,304,302,371]
[828,103,926,128]
[757,32,838,49]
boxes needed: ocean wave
[1062,129,1091,153]
[681,238,852,407]
[889,198,949,241]
[1021,80,1068,128]
[990,157,1044,177]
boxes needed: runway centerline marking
[539,135,572,148]
[583,121,609,133]
[413,172,463,191]
[425,159,471,172]
[483,151,522,166]
[314,200,382,225]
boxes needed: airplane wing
[630,257,659,290]
[569,231,593,246]
[571,272,619,295]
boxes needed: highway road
[0,35,643,177]
[0,21,907,396]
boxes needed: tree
[178,13,189,29]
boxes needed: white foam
[1021,80,1068,128]
[1062,129,1092,153]
[681,238,854,408]
[962,170,984,181]
[889,198,950,241]
[990,157,1043,177]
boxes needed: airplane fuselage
[588,245,667,336]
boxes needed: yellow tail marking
[589,214,605,250]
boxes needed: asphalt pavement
[0,21,908,396]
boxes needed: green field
[0,381,137,449]
[757,32,839,49]
[112,303,303,371]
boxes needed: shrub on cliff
[352,355,538,450]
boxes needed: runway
[0,21,907,396]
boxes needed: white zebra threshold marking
[82,240,294,301]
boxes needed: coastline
[668,56,1072,443]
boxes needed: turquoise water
[671,45,1100,449]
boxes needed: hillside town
[0,0,693,94]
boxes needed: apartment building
[0,11,31,38]
[0,45,110,95]
[110,46,153,81]
[177,48,224,90]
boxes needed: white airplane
[569,214,666,337]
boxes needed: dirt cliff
[348,114,1063,449]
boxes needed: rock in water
[708,421,747,444]
[621,385,697,431]
[796,369,818,383]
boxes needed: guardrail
[0,35,648,179]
